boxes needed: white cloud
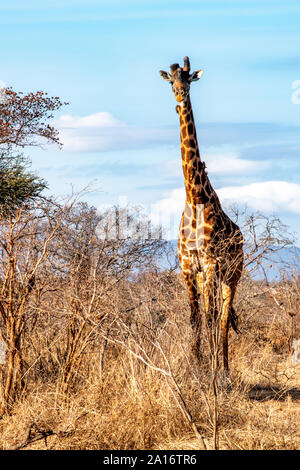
[57,112,122,129]
[152,187,185,219]
[151,188,185,240]
[218,181,300,214]
[205,152,269,175]
[54,111,174,152]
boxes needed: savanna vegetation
[0,87,299,450]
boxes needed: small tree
[0,201,66,415]
[0,86,67,413]
[0,152,47,216]
[0,87,67,215]
[0,87,66,148]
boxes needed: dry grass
[0,272,299,451]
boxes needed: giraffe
[159,57,244,373]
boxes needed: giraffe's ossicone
[159,57,244,373]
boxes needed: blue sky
[1,0,300,241]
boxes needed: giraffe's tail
[230,306,240,334]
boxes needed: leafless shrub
[0,200,71,414]
[0,200,299,450]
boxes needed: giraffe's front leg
[196,271,204,296]
[182,269,202,359]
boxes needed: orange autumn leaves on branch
[0,87,68,148]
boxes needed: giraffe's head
[159,57,203,104]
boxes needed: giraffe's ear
[189,69,204,82]
[159,70,172,82]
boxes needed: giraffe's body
[160,57,244,372]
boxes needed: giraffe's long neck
[177,96,215,206]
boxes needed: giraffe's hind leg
[220,256,243,374]
[221,283,236,374]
